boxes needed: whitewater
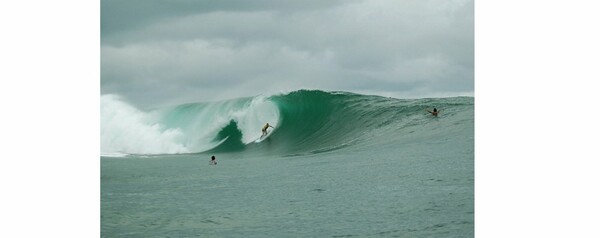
[101,93,280,155]
[101,89,474,237]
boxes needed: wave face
[101,90,473,156]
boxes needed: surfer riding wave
[262,123,274,137]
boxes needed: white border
[476,1,600,237]
[1,1,99,237]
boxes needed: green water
[101,92,474,237]
[102,150,472,237]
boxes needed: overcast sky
[101,0,473,108]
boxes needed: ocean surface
[101,90,474,237]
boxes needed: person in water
[209,155,217,165]
[262,123,274,137]
[427,108,440,117]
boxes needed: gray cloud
[102,0,473,108]
[101,0,356,36]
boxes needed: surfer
[209,155,217,165]
[427,108,440,117]
[261,123,274,137]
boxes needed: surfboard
[255,130,273,143]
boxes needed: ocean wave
[101,89,473,155]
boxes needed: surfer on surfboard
[261,123,274,137]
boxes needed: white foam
[101,95,189,154]
[232,95,280,144]
[101,94,280,155]
[100,152,129,158]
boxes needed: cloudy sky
[101,0,473,108]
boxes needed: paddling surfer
[427,108,440,117]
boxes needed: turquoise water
[101,90,474,237]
